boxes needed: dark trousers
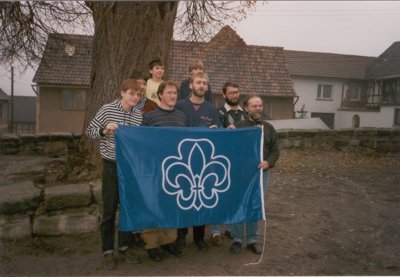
[178,225,205,242]
[101,159,131,253]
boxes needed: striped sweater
[86,99,142,161]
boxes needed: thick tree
[0,1,258,179]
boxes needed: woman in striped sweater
[86,79,143,270]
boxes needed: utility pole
[8,66,14,133]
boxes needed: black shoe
[132,233,145,249]
[147,248,162,262]
[161,243,183,257]
[224,230,233,240]
[195,240,208,251]
[176,235,186,249]
[230,242,242,255]
[247,242,262,255]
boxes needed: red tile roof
[33,33,92,86]
[170,26,296,97]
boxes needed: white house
[284,50,376,128]
[336,42,400,129]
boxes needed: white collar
[224,102,243,112]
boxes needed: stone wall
[1,129,399,156]
[0,132,81,156]
[0,128,399,240]
[0,181,101,240]
[277,128,400,153]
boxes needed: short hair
[222,82,239,94]
[156,80,180,100]
[120,79,141,92]
[188,59,204,73]
[130,70,147,81]
[190,72,209,83]
[148,58,163,70]
[243,94,262,107]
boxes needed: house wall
[336,107,398,128]
[0,100,9,134]
[37,86,85,133]
[292,76,344,126]
[293,76,344,114]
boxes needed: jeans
[101,159,131,254]
[211,224,230,236]
[230,170,270,244]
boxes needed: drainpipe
[8,66,14,133]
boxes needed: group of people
[86,59,280,270]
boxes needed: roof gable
[0,88,9,100]
[284,50,376,80]
[170,26,296,97]
[33,33,92,86]
[365,41,400,79]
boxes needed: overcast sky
[1,1,399,97]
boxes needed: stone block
[292,139,303,148]
[48,132,73,141]
[354,128,377,137]
[91,181,102,205]
[33,209,99,236]
[278,138,292,149]
[19,133,37,144]
[0,181,42,214]
[44,184,92,211]
[43,141,69,156]
[336,129,355,137]
[0,214,31,240]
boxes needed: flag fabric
[115,125,264,232]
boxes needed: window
[395,109,400,126]
[317,84,332,100]
[348,85,361,101]
[382,79,399,104]
[62,89,86,111]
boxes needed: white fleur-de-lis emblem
[161,139,231,211]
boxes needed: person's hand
[103,123,118,136]
[208,125,218,128]
[227,124,236,129]
[258,160,269,170]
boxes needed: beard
[248,111,263,123]
[225,97,238,106]
[192,88,205,98]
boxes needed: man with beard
[218,82,248,128]
[175,72,222,251]
[209,82,249,247]
[230,95,280,255]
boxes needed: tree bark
[79,2,178,176]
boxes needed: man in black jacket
[230,95,280,255]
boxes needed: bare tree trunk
[76,2,178,178]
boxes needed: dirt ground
[1,148,400,276]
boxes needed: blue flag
[115,125,265,232]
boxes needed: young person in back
[179,59,213,103]
[130,70,158,115]
[145,59,164,106]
